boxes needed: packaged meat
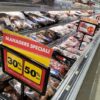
[60,36,80,49]
[49,76,60,90]
[44,30,61,41]
[79,42,88,51]
[50,68,62,80]
[0,94,11,100]
[66,47,80,54]
[50,58,69,80]
[23,12,55,27]
[74,32,84,41]
[40,85,55,100]
[25,87,40,100]
[0,73,11,82]
[9,79,21,94]
[10,16,33,31]
[0,13,13,31]
[1,92,11,99]
[53,46,80,59]
[83,35,92,43]
[29,30,61,44]
[2,85,20,100]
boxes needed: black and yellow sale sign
[1,45,50,94]
[0,29,52,94]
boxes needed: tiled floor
[76,45,100,100]
[94,62,100,100]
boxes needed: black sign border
[0,44,50,95]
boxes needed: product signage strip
[1,45,50,95]
[81,17,98,25]
[78,21,96,36]
[2,29,53,58]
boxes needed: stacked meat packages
[0,11,93,32]
[0,12,57,32]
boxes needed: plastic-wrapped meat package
[59,13,68,21]
[29,30,61,44]
[61,50,80,59]
[72,15,78,20]
[0,73,11,82]
[53,47,81,60]
[48,76,60,90]
[23,12,55,26]
[9,16,33,32]
[62,26,71,34]
[0,21,5,30]
[43,30,61,41]
[0,13,13,31]
[66,24,73,29]
[0,93,11,100]
[2,84,20,100]
[71,22,77,30]
[50,26,65,36]
[35,16,54,25]
[40,11,59,22]
[53,46,80,60]
[22,12,47,26]
[73,21,79,27]
[65,24,76,32]
[37,30,56,44]
[50,58,69,80]
[40,85,55,100]
[83,35,92,43]
[42,16,55,24]
[29,33,47,44]
[29,11,56,24]
[69,14,78,21]
[63,25,73,33]
[25,87,40,100]
[60,36,80,49]
[24,19,38,29]
[36,34,52,44]
[65,47,81,54]
[79,42,88,51]
[9,79,21,95]
[74,32,84,41]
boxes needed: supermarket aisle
[76,45,100,100]
[95,74,100,100]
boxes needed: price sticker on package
[24,61,42,85]
[7,52,23,74]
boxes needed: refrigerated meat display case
[0,11,100,100]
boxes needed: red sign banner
[3,33,53,58]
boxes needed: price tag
[24,61,42,85]
[78,21,96,36]
[7,52,23,74]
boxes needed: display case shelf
[51,29,100,100]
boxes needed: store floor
[76,45,100,100]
